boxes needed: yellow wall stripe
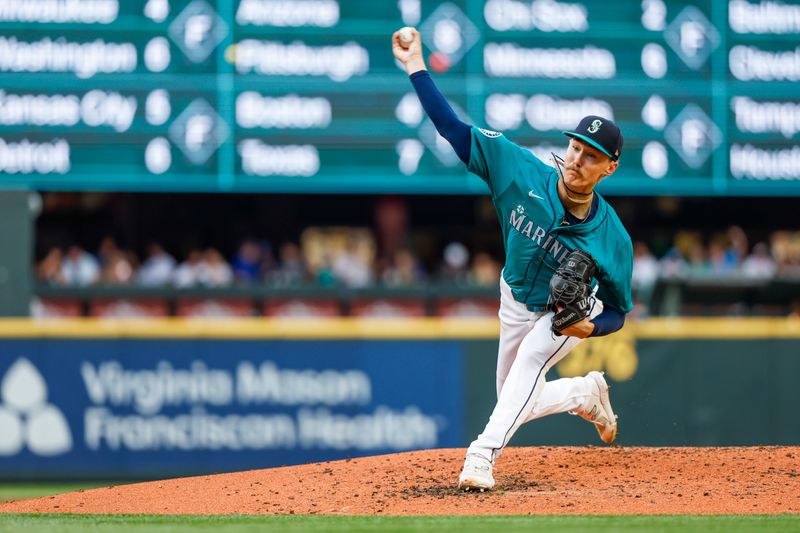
[0,317,798,339]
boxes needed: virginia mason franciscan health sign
[0,339,462,477]
[0,0,798,195]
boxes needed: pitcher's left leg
[522,297,617,440]
[465,316,584,463]
[524,373,618,444]
[523,376,595,421]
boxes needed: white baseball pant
[467,274,604,462]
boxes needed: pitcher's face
[562,139,618,193]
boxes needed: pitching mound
[1,447,798,515]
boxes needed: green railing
[32,275,800,317]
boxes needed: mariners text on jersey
[509,206,572,264]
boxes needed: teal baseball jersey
[468,127,634,314]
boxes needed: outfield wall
[0,318,797,479]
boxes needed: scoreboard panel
[0,0,798,194]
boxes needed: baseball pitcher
[393,28,634,491]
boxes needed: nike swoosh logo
[529,190,544,200]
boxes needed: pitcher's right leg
[495,275,535,397]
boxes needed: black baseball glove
[547,249,596,334]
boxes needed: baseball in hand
[398,27,414,48]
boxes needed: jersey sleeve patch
[477,128,502,138]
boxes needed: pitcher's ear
[604,160,619,177]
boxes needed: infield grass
[0,483,115,503]
[1,486,797,532]
[0,514,798,533]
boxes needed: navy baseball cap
[563,115,623,161]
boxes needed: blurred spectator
[439,241,470,283]
[771,231,800,276]
[100,250,136,285]
[301,227,376,287]
[374,196,408,263]
[37,247,65,285]
[632,242,659,289]
[61,245,100,286]
[382,248,426,286]
[169,248,233,288]
[200,248,233,287]
[742,242,777,279]
[685,242,710,276]
[332,236,373,288]
[271,243,307,285]
[469,252,501,286]
[725,225,749,265]
[172,250,204,288]
[709,240,738,273]
[137,243,176,286]
[672,230,700,259]
[232,240,272,283]
[314,253,337,287]
[659,247,686,278]
[97,236,121,269]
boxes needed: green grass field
[0,482,115,503]
[0,515,799,533]
[0,484,798,532]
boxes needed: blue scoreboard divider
[0,338,463,479]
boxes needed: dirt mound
[1,447,798,515]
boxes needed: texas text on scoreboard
[0,0,797,195]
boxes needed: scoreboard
[0,0,798,195]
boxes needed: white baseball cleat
[457,453,495,491]
[576,371,618,444]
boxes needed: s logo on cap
[588,119,602,133]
